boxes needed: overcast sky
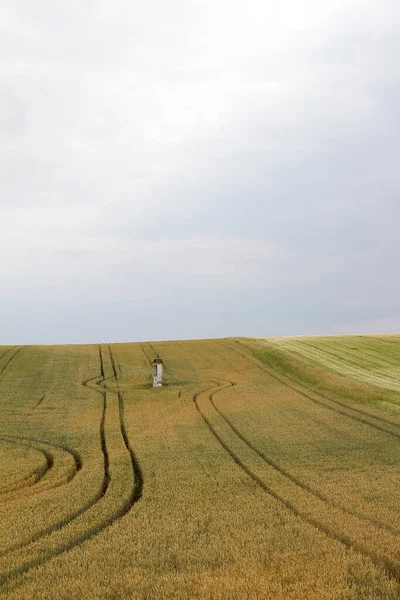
[1,0,399,344]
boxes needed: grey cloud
[0,0,399,343]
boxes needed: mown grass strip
[223,341,400,440]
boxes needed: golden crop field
[0,336,399,599]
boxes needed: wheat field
[0,336,399,599]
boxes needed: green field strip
[269,338,400,391]
[229,341,400,437]
[288,339,400,375]
[271,340,399,387]
[291,338,400,380]
[282,337,400,368]
[364,335,400,358]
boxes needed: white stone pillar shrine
[152,357,163,387]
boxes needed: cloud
[0,0,399,342]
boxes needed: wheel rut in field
[0,347,27,384]
[108,345,143,507]
[142,342,174,380]
[0,344,142,589]
[283,338,400,392]
[0,349,82,509]
[208,380,400,536]
[0,348,13,364]
[218,341,400,440]
[193,381,400,584]
[0,435,82,502]
[25,394,46,418]
[116,344,400,583]
[0,390,81,505]
[0,438,53,496]
[0,437,82,554]
[140,343,154,369]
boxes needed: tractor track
[218,341,400,440]
[142,342,173,378]
[288,338,400,373]
[140,344,152,367]
[32,394,46,410]
[193,382,400,584]
[0,347,27,386]
[148,343,159,358]
[97,346,111,498]
[209,381,400,536]
[0,434,83,555]
[0,344,142,589]
[0,348,13,364]
[24,395,46,422]
[0,439,53,496]
[0,349,109,582]
[108,345,143,507]
[0,349,87,550]
[140,344,153,367]
[0,427,82,505]
[124,344,151,383]
[148,345,400,583]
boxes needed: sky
[1,0,399,344]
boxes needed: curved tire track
[0,348,13,364]
[0,439,53,496]
[209,380,400,536]
[0,347,27,384]
[193,382,400,584]
[109,345,143,507]
[219,341,400,440]
[0,437,80,505]
[0,436,83,555]
[0,344,142,588]
[0,349,108,577]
